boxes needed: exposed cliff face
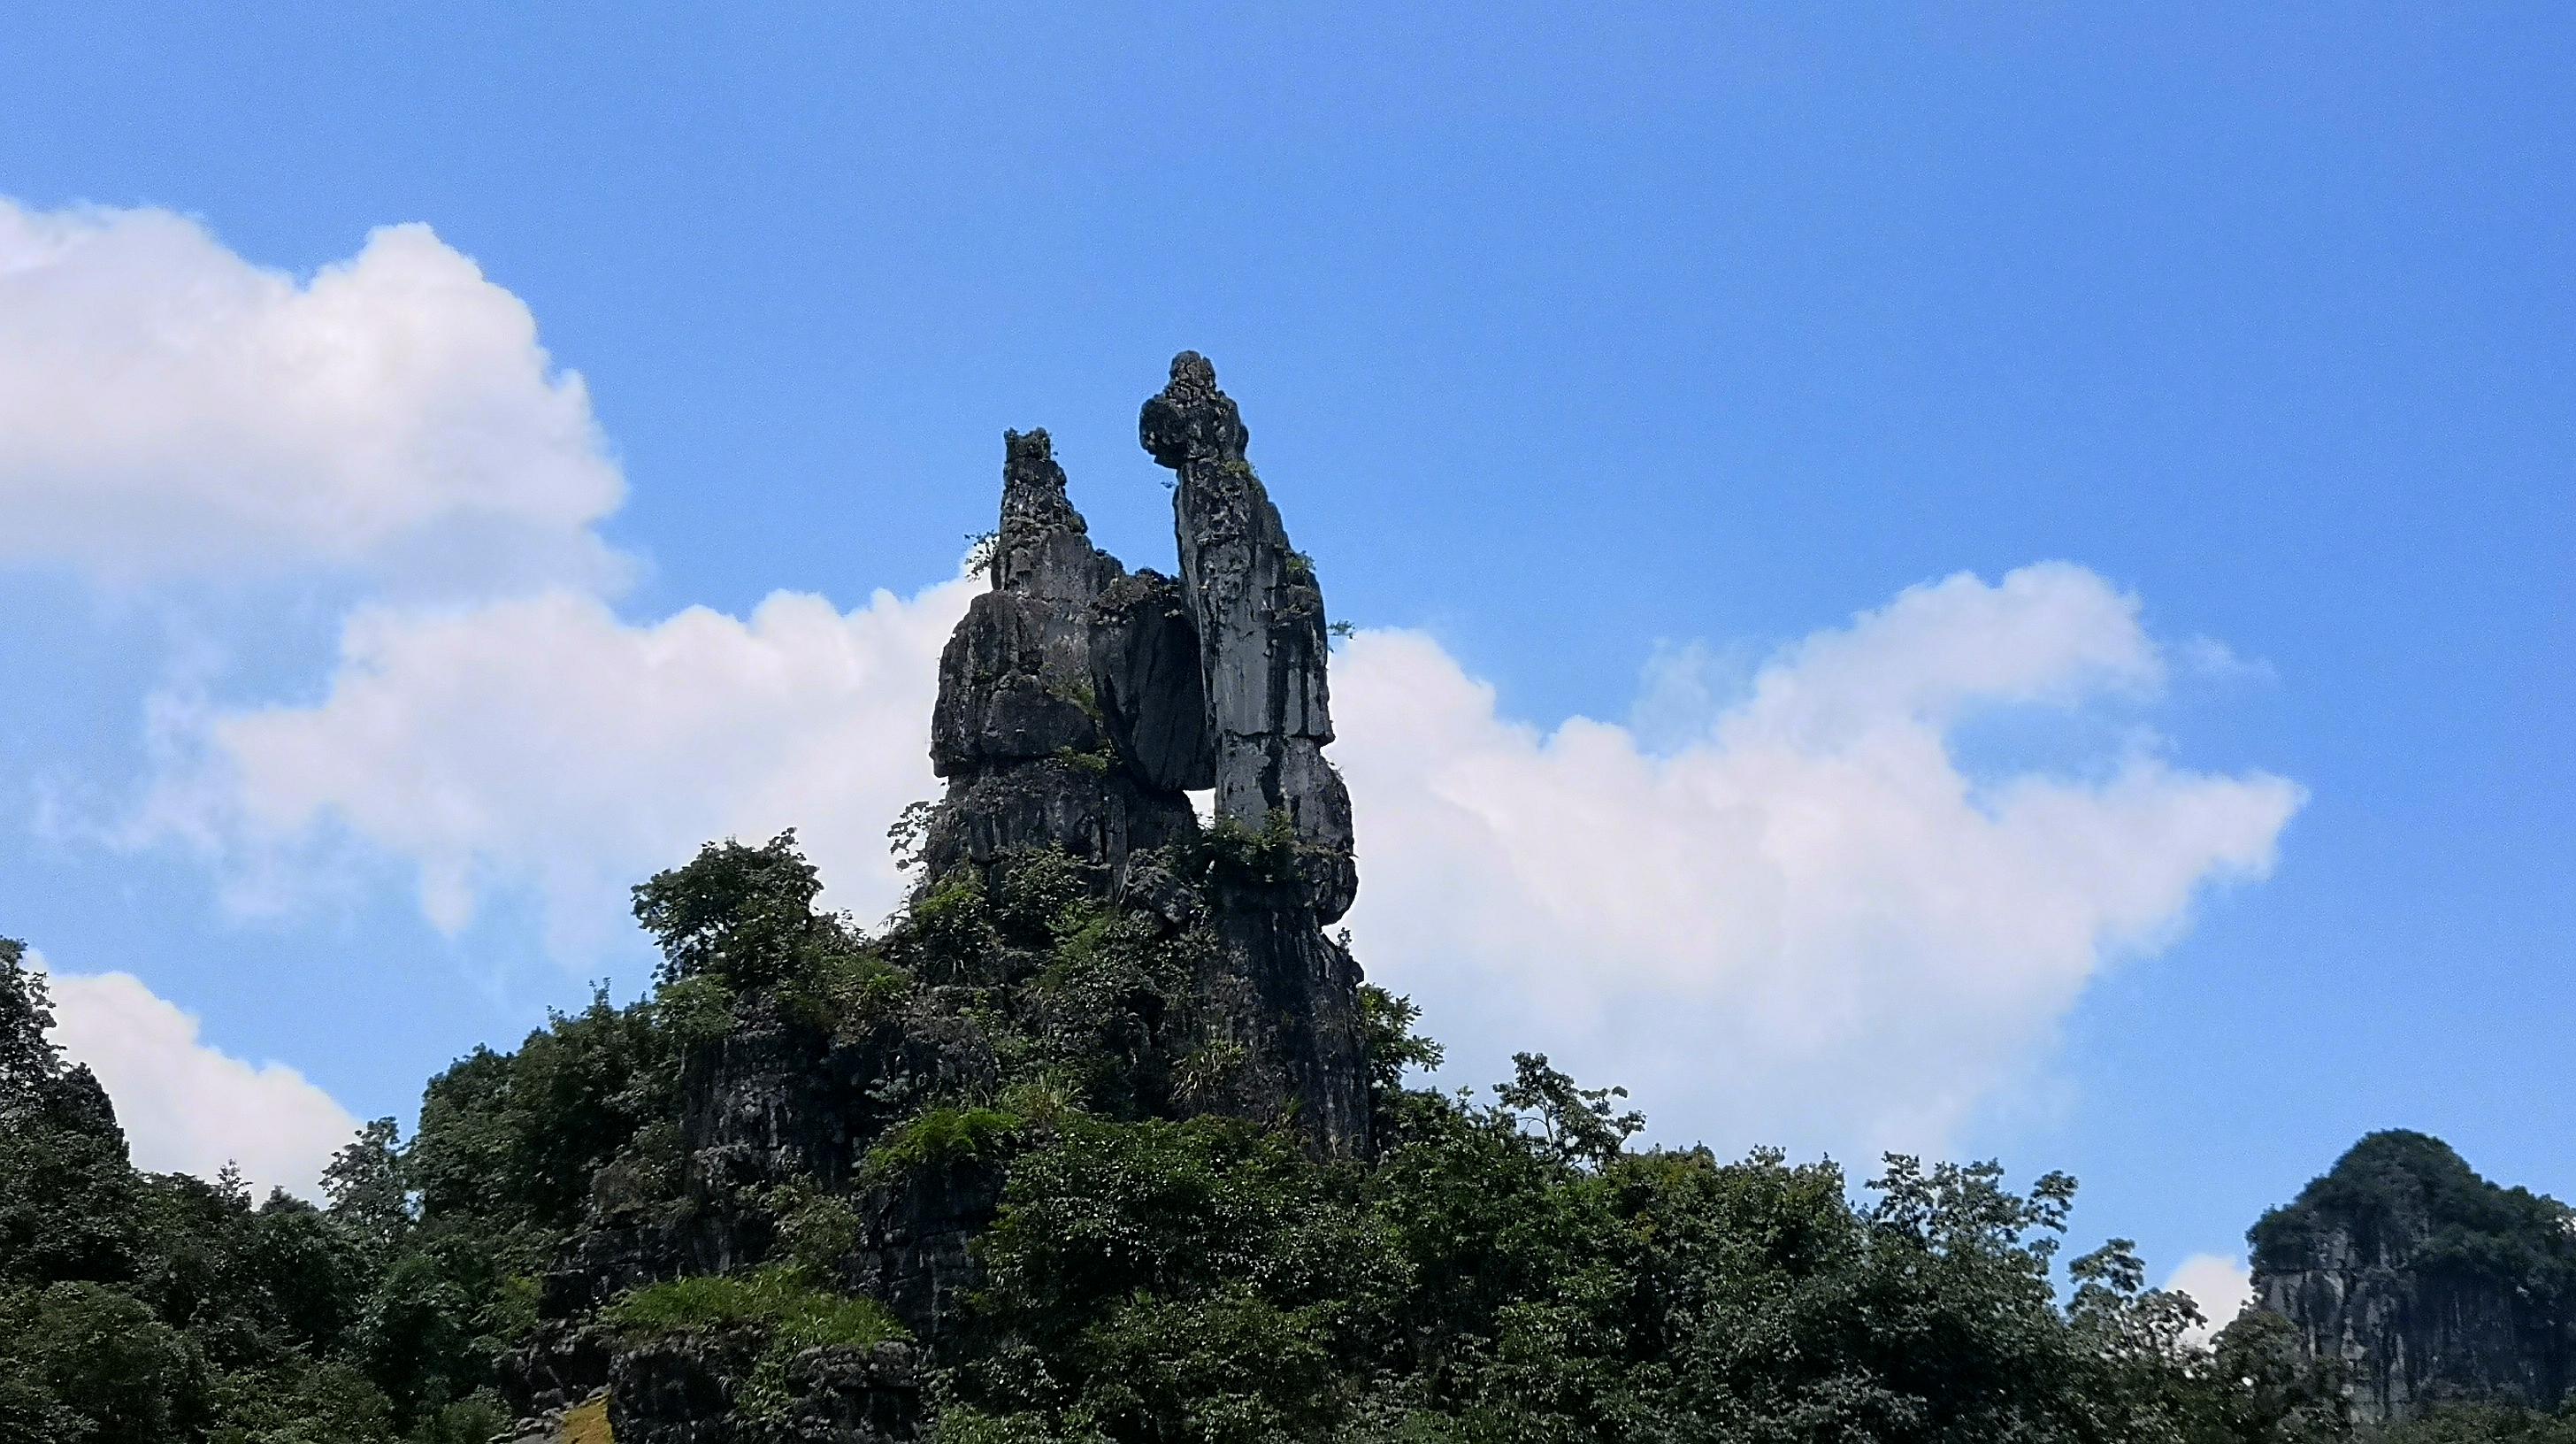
[2250,1130,2576,1425]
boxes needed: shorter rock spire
[921,429,1192,881]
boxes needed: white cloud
[144,556,2296,1158]
[0,199,623,588]
[2166,1253,2255,1346]
[32,958,359,1201]
[150,578,977,952]
[1330,564,2303,1153]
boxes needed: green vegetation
[1048,677,1101,725]
[0,938,543,1441]
[1053,742,1113,776]
[605,1265,906,1351]
[2375,1405,2576,1442]
[2252,1130,2576,1302]
[865,1106,1025,1179]
[3,842,2567,1440]
[1199,807,1307,887]
[609,1266,911,1427]
[633,828,859,992]
[655,972,739,1045]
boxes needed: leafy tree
[407,987,671,1235]
[0,1281,199,1443]
[0,847,2471,1443]
[0,937,60,1110]
[2206,1310,2357,1442]
[633,830,841,988]
[325,1118,410,1256]
[1492,1051,1642,1170]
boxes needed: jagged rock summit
[923,425,1194,882]
[1143,351,1358,924]
[512,356,1378,1443]
[927,353,1358,926]
[923,351,1369,1150]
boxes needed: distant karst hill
[2252,1129,2576,1426]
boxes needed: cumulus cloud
[34,959,359,1200]
[0,199,623,588]
[150,577,977,951]
[2166,1254,2255,1346]
[1329,564,2303,1152]
[145,556,2296,1156]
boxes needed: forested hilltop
[13,859,2572,1444]
[4,357,2568,1443]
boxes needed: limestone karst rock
[513,358,1378,1441]
[1140,350,1359,924]
[921,427,1196,883]
[923,361,1361,939]
[2250,1131,2576,1425]
[915,358,1371,1156]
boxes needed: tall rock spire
[1140,351,1359,922]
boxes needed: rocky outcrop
[516,357,1377,1441]
[910,356,1370,1156]
[1140,352,1357,923]
[1193,901,1373,1153]
[922,428,1195,884]
[2250,1131,2576,1425]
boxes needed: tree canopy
[0,846,2560,1441]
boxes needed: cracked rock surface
[1140,351,1357,923]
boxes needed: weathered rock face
[511,996,991,1434]
[1089,571,1213,793]
[923,428,1194,885]
[1194,901,1373,1152]
[1140,352,1357,923]
[2250,1131,2576,1425]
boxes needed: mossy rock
[562,1394,614,1444]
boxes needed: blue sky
[2,4,2568,1313]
